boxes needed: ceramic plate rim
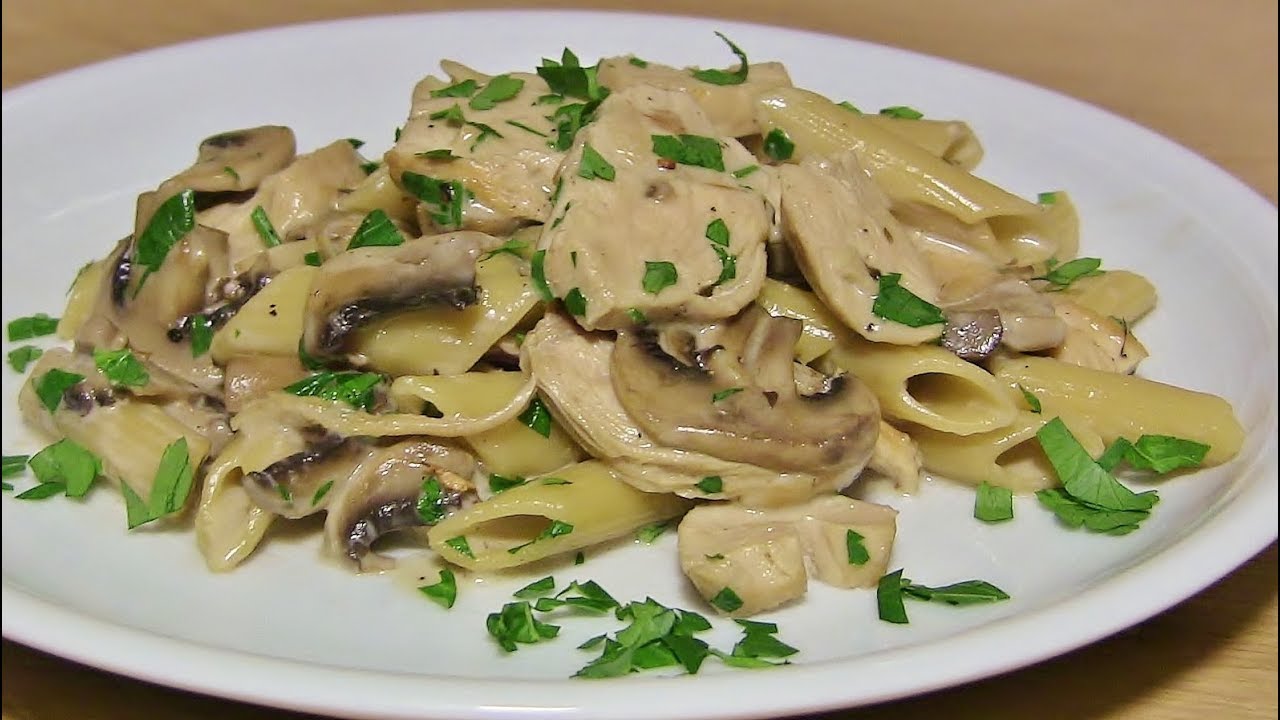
[2,10,1277,720]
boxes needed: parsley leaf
[250,206,282,248]
[429,103,467,124]
[537,48,609,101]
[513,576,557,599]
[879,105,924,120]
[419,568,458,609]
[626,308,648,325]
[690,32,750,86]
[711,387,743,403]
[445,535,475,559]
[401,172,469,230]
[16,482,65,500]
[710,587,744,613]
[732,164,760,179]
[125,437,196,528]
[134,190,196,290]
[872,273,946,327]
[1038,418,1158,512]
[7,313,60,341]
[845,529,870,565]
[563,287,588,316]
[35,368,84,412]
[431,79,479,98]
[651,134,724,171]
[346,209,404,250]
[283,371,383,411]
[416,475,449,525]
[636,522,668,544]
[642,261,678,294]
[93,348,149,387]
[877,569,910,623]
[8,345,43,373]
[837,101,861,113]
[1034,257,1103,289]
[507,519,574,554]
[416,148,459,160]
[1037,191,1059,205]
[506,120,548,138]
[696,475,723,494]
[974,481,1014,523]
[470,74,525,110]
[578,144,616,180]
[518,397,553,437]
[489,473,528,494]
[1019,385,1043,413]
[762,128,794,161]
[705,218,730,246]
[481,238,529,261]
[487,601,561,652]
[629,57,649,68]
[29,438,100,498]
[2,455,29,478]
[901,579,1010,605]
[189,315,213,357]
[1116,435,1210,474]
[530,249,554,301]
[311,480,334,506]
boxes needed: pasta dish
[5,35,1244,641]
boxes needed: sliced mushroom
[168,126,297,195]
[611,305,880,477]
[677,495,897,616]
[300,232,485,360]
[522,310,839,507]
[945,277,1065,352]
[243,426,362,518]
[322,439,477,571]
[778,152,942,345]
[940,309,1004,361]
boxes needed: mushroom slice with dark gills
[611,305,880,478]
[778,151,942,345]
[164,126,297,196]
[522,311,850,507]
[537,86,771,331]
[300,232,486,363]
[241,426,361,518]
[322,439,477,572]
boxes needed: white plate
[2,11,1276,720]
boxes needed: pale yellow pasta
[862,115,984,171]
[57,259,108,340]
[991,356,1244,465]
[821,334,1018,436]
[467,420,585,479]
[195,428,298,570]
[1059,270,1158,323]
[988,191,1080,266]
[427,460,691,570]
[756,87,1040,223]
[755,279,840,363]
[911,411,1106,492]
[211,264,317,363]
[334,164,419,225]
[350,252,538,376]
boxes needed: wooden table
[2,1,1275,718]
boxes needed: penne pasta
[862,115,984,171]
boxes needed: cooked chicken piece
[538,86,770,330]
[1047,296,1148,374]
[678,495,897,616]
[199,140,367,272]
[778,152,942,345]
[865,420,924,493]
[386,63,562,234]
[596,57,793,137]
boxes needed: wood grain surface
[2,2,1276,719]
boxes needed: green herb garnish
[134,190,196,291]
[401,172,469,230]
[469,74,525,110]
[416,475,448,525]
[486,601,561,652]
[518,397,553,438]
[2,455,29,478]
[190,315,213,357]
[431,79,479,98]
[651,134,724,171]
[93,348,149,387]
[1019,385,1042,413]
[578,144,616,181]
[879,105,924,120]
[506,120,548,137]
[445,535,475,559]
[762,128,794,161]
[419,568,458,609]
[711,387,743,403]
[1034,257,1103,289]
[872,273,946,327]
[250,206,282,248]
[710,587,744,613]
[283,371,383,411]
[311,480,334,506]
[636,522,668,544]
[731,164,760,179]
[696,475,723,494]
[563,288,588,316]
[641,261,678,294]
[530,250,554,302]
[489,473,528,494]
[690,32,749,86]
[507,519,575,554]
[35,369,84,412]
[513,576,557,599]
[29,438,100,498]
[845,529,870,565]
[347,209,404,250]
[7,346,43,373]
[974,481,1014,523]
[303,251,323,267]
[7,313,60,341]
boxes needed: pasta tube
[862,115,984,171]
[211,264,318,363]
[427,460,691,571]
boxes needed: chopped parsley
[878,569,1009,623]
[507,519,574,554]
[651,134,724,171]
[513,576,557,599]
[35,368,84,412]
[563,288,588,316]
[401,172,469,230]
[29,438,100,498]
[2,455,28,479]
[346,209,404,250]
[731,164,760,179]
[311,480,334,506]
[223,165,240,181]
[7,346,43,373]
[7,313,60,341]
[709,587,744,613]
[250,206,282,248]
[122,437,196,529]
[133,189,196,291]
[974,482,1014,523]
[445,535,475,559]
[416,475,449,525]
[190,315,213,357]
[706,218,736,285]
[506,120,548,138]
[489,473,528,494]
[872,273,946,327]
[431,78,479,98]
[845,529,870,565]
[1034,417,1159,535]
[837,101,861,113]
[530,250,554,302]
[696,475,723,494]
[635,522,669,544]
[705,218,730,246]
[481,238,529,261]
[879,105,924,120]
[535,579,620,614]
[877,570,910,623]
[303,251,323,267]
[1034,257,1104,289]
[518,397,554,438]
[690,32,749,86]
[469,74,525,110]
[548,102,603,152]
[641,261,678,294]
[416,148,459,160]
[419,568,458,609]
[1037,191,1059,205]
[1019,385,1043,413]
[626,308,648,325]
[429,103,467,124]
[16,482,64,500]
[283,371,383,411]
[711,387,744,403]
[578,144,616,181]
[93,348,149,387]
[487,601,561,652]
[537,48,609,102]
[762,128,794,161]
[1099,435,1210,474]
[628,57,649,68]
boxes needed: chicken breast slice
[779,152,942,345]
[538,85,771,331]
